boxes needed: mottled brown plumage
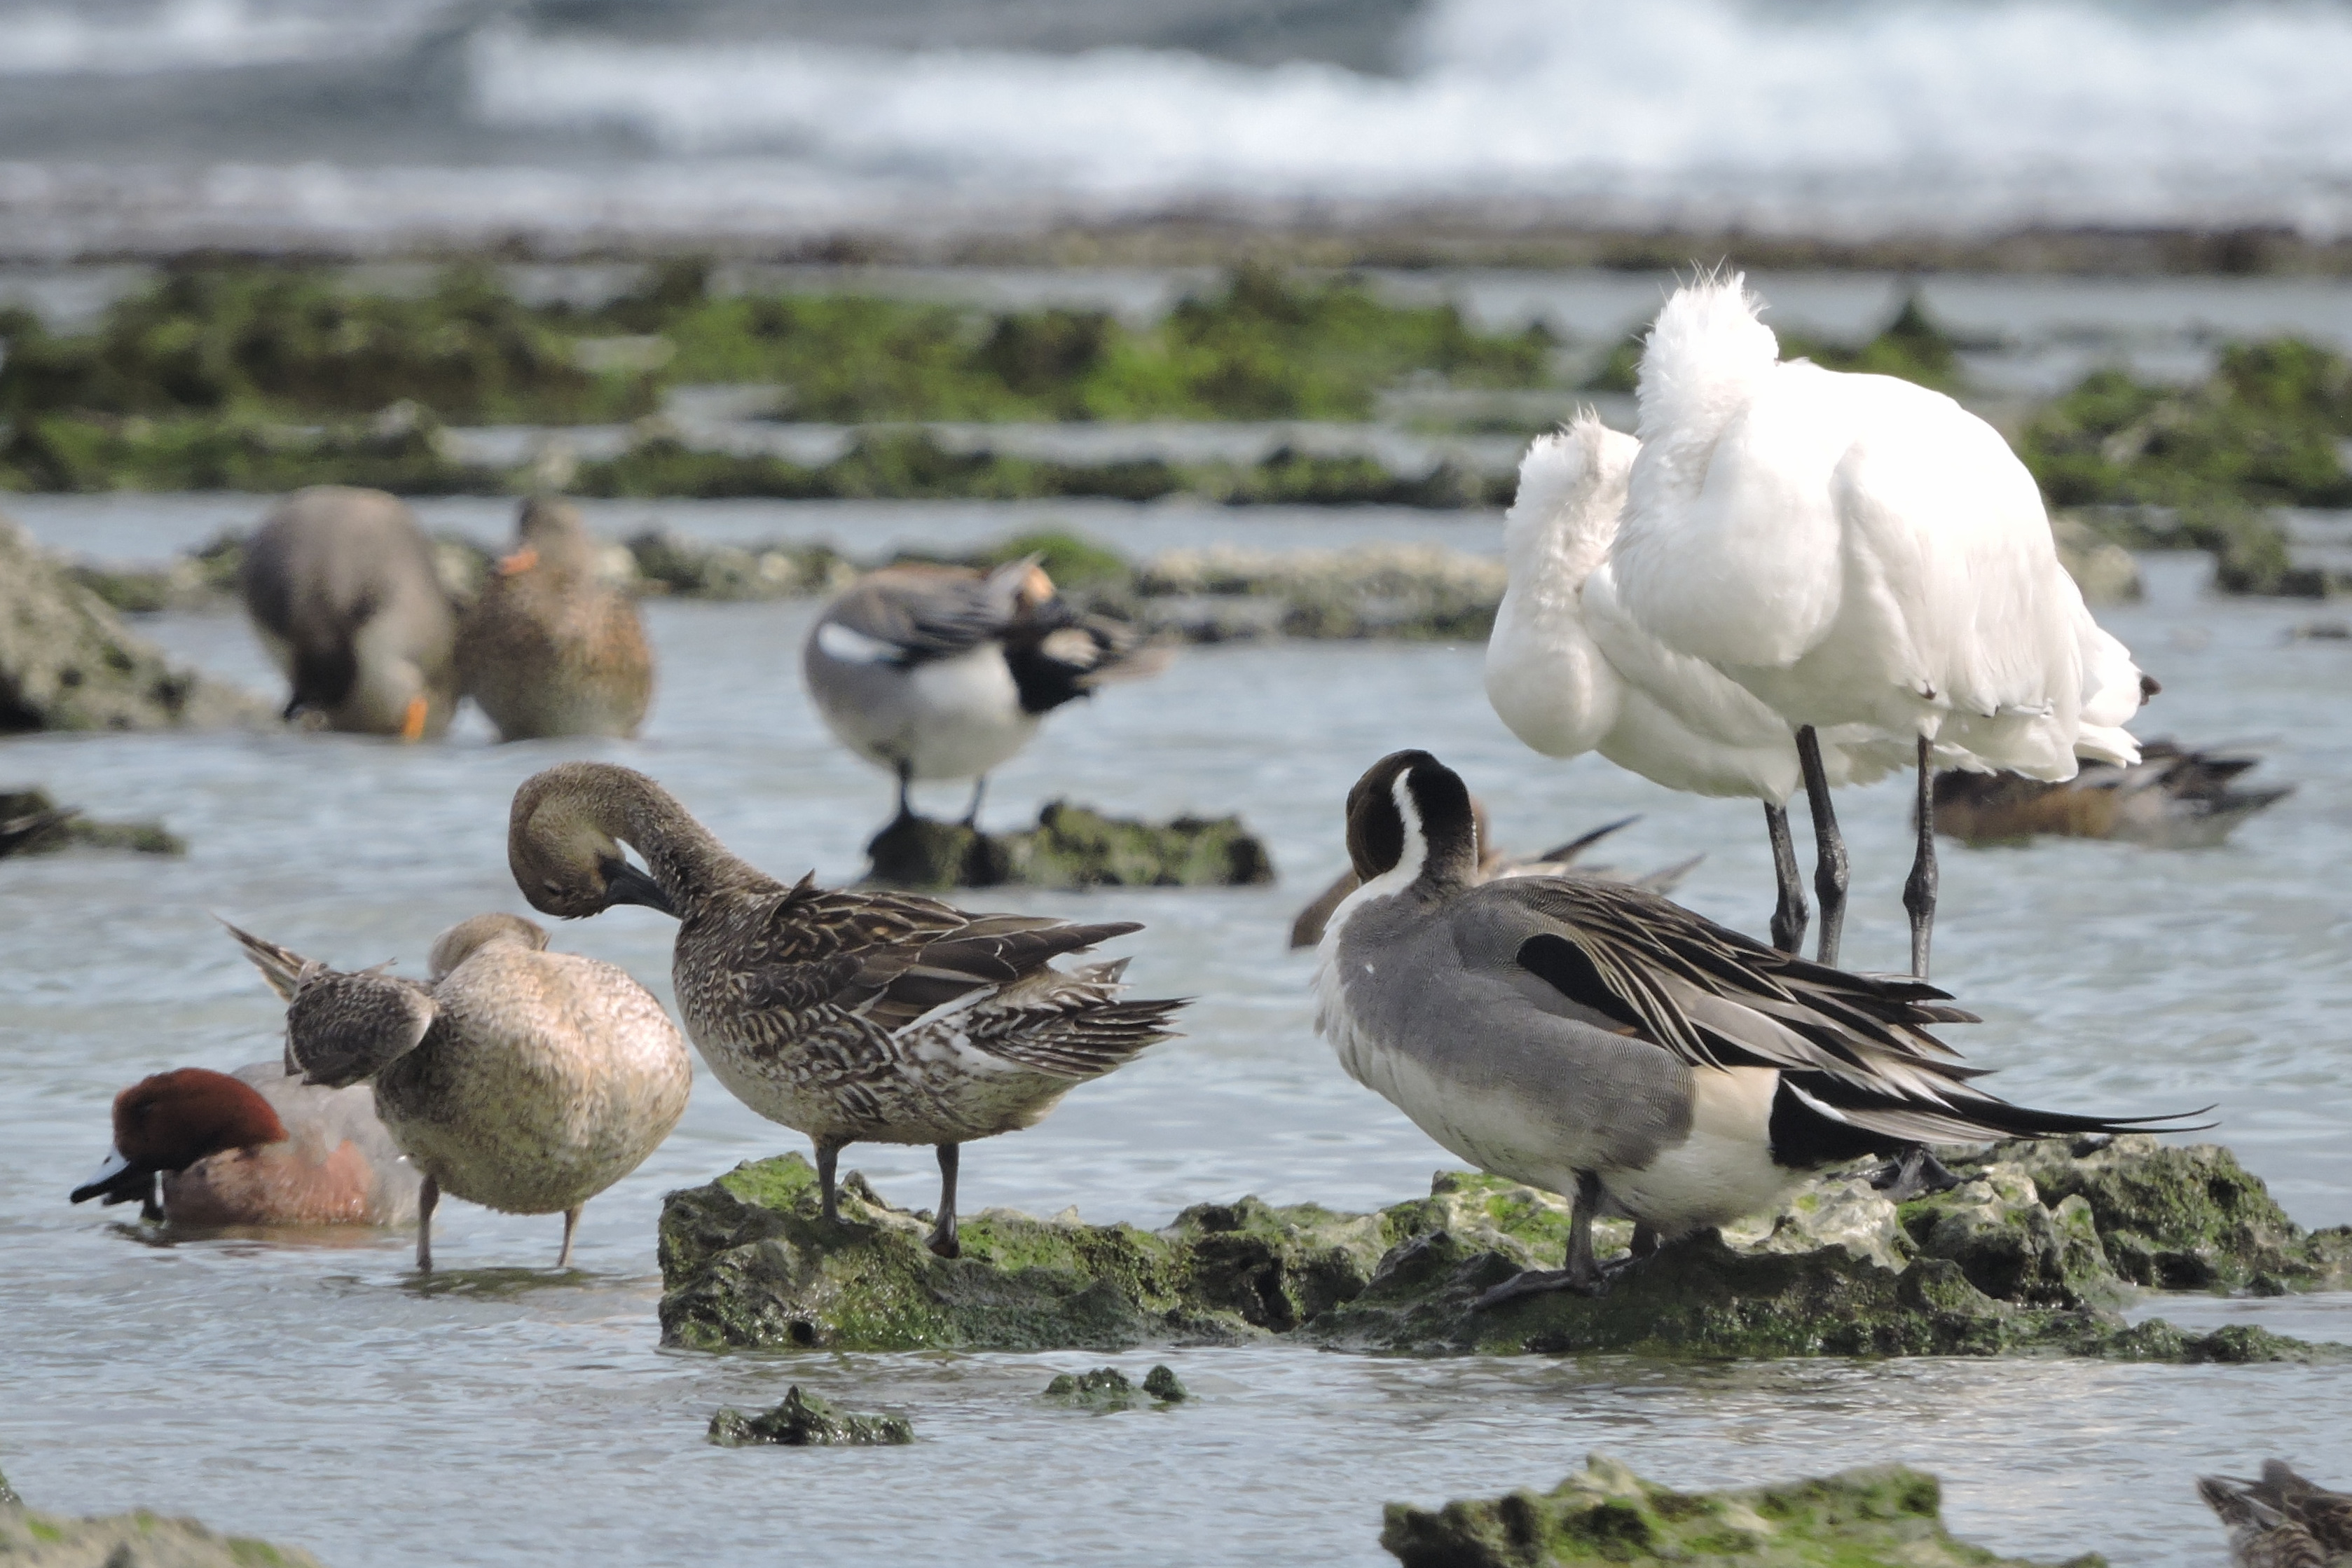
[2201,1475,2332,1568]
[506,760,1184,1256]
[222,911,692,1271]
[458,497,654,741]
[1934,738,2292,848]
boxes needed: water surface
[2,505,2347,1564]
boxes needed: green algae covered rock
[708,1387,912,1447]
[657,1139,2352,1361]
[863,801,1274,891]
[1041,1364,1190,1411]
[1381,1453,2107,1568]
[0,1506,327,1566]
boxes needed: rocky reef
[1381,1454,2106,1568]
[706,1387,913,1447]
[656,1136,2349,1361]
[1040,1365,1189,1411]
[863,801,1275,890]
[0,1466,326,1568]
[0,516,269,734]
[0,787,185,858]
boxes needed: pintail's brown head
[508,762,679,920]
[427,912,551,981]
[1342,750,1480,893]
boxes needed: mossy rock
[0,516,271,734]
[1381,1453,2107,1567]
[0,1505,328,1565]
[708,1386,912,1447]
[863,801,1274,891]
[0,788,184,858]
[656,1143,2351,1361]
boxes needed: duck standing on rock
[458,497,655,741]
[802,560,1168,829]
[506,760,1185,1258]
[222,912,692,1270]
[1313,749,2201,1302]
[70,1062,420,1227]
[240,486,458,740]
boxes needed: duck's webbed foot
[1870,1144,1964,1202]
[1472,1263,1604,1309]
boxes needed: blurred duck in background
[2199,1465,2348,1568]
[1288,804,1700,950]
[1934,739,2292,848]
[802,559,1169,828]
[223,912,692,1272]
[240,486,459,740]
[458,497,655,741]
[70,1062,420,1227]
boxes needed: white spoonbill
[1609,277,2150,975]
[1485,413,1916,956]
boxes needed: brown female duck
[458,497,654,741]
[223,911,692,1270]
[505,760,1183,1257]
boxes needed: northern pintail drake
[240,486,459,740]
[1288,803,1699,951]
[1312,749,2199,1300]
[802,560,1169,827]
[506,760,1185,1258]
[224,912,692,1271]
[71,1062,420,1227]
[2200,1470,2339,1568]
[1487,414,1917,956]
[457,496,654,741]
[1934,738,2292,848]
[1608,277,2152,975]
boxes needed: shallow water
[2,502,2348,1564]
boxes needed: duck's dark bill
[69,1148,148,1206]
[598,856,677,918]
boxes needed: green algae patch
[708,1386,913,1447]
[862,802,1274,891]
[0,1506,327,1566]
[1382,1453,2107,1568]
[658,1140,2352,1360]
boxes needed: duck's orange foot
[399,696,429,743]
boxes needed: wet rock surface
[1040,1365,1189,1412]
[0,1476,327,1567]
[658,1136,2351,1361]
[1380,1453,2107,1568]
[706,1387,914,1447]
[0,788,185,858]
[864,802,1274,891]
[0,516,270,734]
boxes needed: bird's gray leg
[142,1174,163,1225]
[1904,734,1937,979]
[1473,1173,1607,1308]
[558,1204,582,1269]
[1763,801,1810,955]
[928,1144,961,1259]
[1871,1145,1965,1202]
[1796,726,1848,968]
[816,1140,844,1225]
[1630,1223,1658,1259]
[417,1174,438,1273]
[893,762,916,825]
[959,777,987,830]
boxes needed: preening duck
[506,760,1185,1258]
[1486,413,1914,955]
[802,560,1168,827]
[70,1062,420,1227]
[240,486,459,740]
[457,496,654,741]
[223,912,692,1271]
[1934,738,2291,848]
[1312,750,2201,1300]
[2199,1472,2334,1568]
[1609,277,2152,975]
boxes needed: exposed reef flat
[0,516,270,734]
[863,802,1275,890]
[656,1136,2351,1360]
[1381,1454,2107,1568]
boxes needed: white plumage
[1602,275,2149,973]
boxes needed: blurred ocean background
[4,0,2351,255]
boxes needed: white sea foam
[462,0,2352,235]
[0,0,462,75]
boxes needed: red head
[71,1068,289,1207]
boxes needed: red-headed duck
[71,1062,422,1227]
